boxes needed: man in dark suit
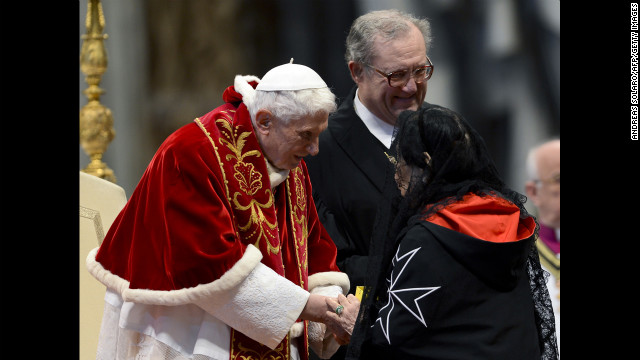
[305,8,435,321]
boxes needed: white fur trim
[290,322,305,338]
[234,75,261,106]
[310,284,343,297]
[86,244,263,306]
[86,247,131,296]
[308,271,350,295]
[265,158,290,188]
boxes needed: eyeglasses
[534,173,560,188]
[366,56,434,88]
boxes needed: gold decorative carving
[80,206,105,244]
[80,0,116,182]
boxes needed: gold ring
[335,305,344,315]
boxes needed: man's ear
[524,181,539,205]
[348,61,364,83]
[255,109,273,135]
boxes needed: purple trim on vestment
[538,224,559,255]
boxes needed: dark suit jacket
[305,86,392,295]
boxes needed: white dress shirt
[353,88,395,149]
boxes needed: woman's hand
[323,293,361,345]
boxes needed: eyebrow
[384,60,429,73]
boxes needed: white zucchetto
[256,58,328,91]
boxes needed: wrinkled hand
[323,294,360,345]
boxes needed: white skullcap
[256,58,328,91]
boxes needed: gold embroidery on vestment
[536,237,560,281]
[195,114,281,255]
[230,330,289,360]
[217,117,262,165]
[287,167,309,286]
[233,190,280,255]
[195,116,232,203]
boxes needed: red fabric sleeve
[96,122,246,291]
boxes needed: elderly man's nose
[307,140,319,156]
[402,77,419,92]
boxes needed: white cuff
[194,261,309,349]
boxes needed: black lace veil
[345,104,558,359]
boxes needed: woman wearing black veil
[345,105,558,359]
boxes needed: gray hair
[345,9,432,66]
[525,138,560,183]
[245,87,337,125]
[525,147,539,182]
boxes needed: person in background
[86,61,360,360]
[525,138,560,355]
[305,7,434,304]
[346,105,559,359]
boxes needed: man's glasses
[534,173,560,188]
[366,56,434,88]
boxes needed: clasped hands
[301,293,360,345]
[324,293,360,344]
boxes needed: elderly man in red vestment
[86,60,360,360]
